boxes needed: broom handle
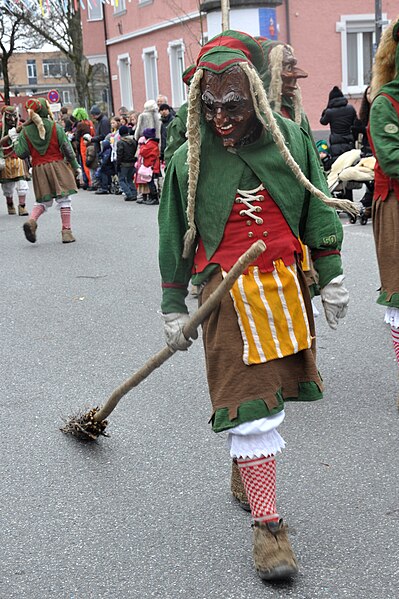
[94,239,266,422]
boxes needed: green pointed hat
[195,30,265,75]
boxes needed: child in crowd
[116,125,138,201]
[135,127,160,205]
[95,138,114,195]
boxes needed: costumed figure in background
[256,37,319,300]
[257,39,311,135]
[9,98,80,244]
[158,31,349,581]
[0,105,29,216]
[72,107,95,189]
[368,17,399,378]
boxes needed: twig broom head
[60,407,109,441]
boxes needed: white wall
[207,9,261,39]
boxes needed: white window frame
[26,61,37,80]
[336,13,389,95]
[87,1,103,21]
[62,90,71,104]
[42,60,70,79]
[117,52,134,110]
[168,39,186,108]
[142,46,159,101]
[114,0,126,15]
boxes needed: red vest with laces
[368,92,399,202]
[24,123,64,166]
[193,188,302,274]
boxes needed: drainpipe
[102,5,114,115]
[285,0,291,45]
[221,0,230,31]
[375,0,383,48]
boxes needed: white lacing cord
[236,183,265,225]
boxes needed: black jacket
[320,97,357,158]
[116,135,138,168]
[92,114,111,152]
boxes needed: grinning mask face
[281,46,308,99]
[200,65,259,147]
[4,109,18,129]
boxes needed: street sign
[50,103,62,113]
[48,89,60,104]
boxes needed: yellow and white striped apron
[224,260,312,365]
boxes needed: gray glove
[7,127,18,143]
[162,312,198,351]
[320,274,349,330]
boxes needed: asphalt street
[1,187,398,599]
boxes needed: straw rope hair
[183,62,357,259]
[370,16,399,99]
[26,98,55,140]
[183,67,204,258]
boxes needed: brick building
[1,50,76,106]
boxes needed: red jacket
[140,138,160,174]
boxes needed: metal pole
[221,0,230,32]
[375,0,383,48]
[285,0,291,45]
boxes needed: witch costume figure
[9,98,80,244]
[158,31,349,582]
[369,17,399,378]
[0,105,29,216]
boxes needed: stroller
[326,149,375,225]
[110,172,122,195]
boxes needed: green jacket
[159,113,343,314]
[164,103,188,168]
[14,120,79,171]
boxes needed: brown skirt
[372,191,399,301]
[199,267,323,421]
[32,160,77,203]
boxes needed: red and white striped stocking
[237,455,279,523]
[391,326,399,368]
[60,206,71,230]
[30,204,45,221]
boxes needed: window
[117,53,133,110]
[337,14,388,95]
[42,59,71,78]
[26,60,37,84]
[142,47,159,101]
[114,0,126,14]
[168,40,186,108]
[88,2,103,20]
[62,90,71,104]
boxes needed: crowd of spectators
[57,94,175,205]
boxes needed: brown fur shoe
[253,520,298,581]
[23,219,38,243]
[18,205,29,216]
[61,229,76,243]
[231,460,250,511]
[7,203,16,215]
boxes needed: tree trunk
[68,7,88,106]
[2,56,11,104]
